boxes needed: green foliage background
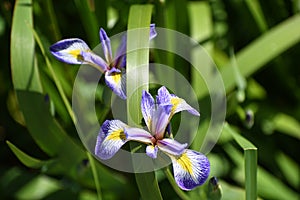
[1,0,299,199]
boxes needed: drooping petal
[50,38,90,64]
[149,24,157,40]
[157,138,187,156]
[95,120,129,160]
[157,86,200,116]
[151,104,172,139]
[50,38,108,72]
[146,145,158,159]
[141,90,155,131]
[99,28,113,63]
[170,96,200,116]
[124,127,154,144]
[105,68,126,99]
[169,149,210,191]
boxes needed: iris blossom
[95,86,210,190]
[49,25,157,99]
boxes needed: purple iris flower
[95,86,210,190]
[49,25,157,99]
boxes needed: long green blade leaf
[127,5,163,200]
[6,141,53,169]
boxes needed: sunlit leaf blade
[127,5,163,200]
[6,141,53,169]
[222,14,300,93]
[223,123,257,200]
[11,0,41,92]
[273,113,300,140]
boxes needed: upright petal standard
[95,86,210,190]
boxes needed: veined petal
[157,86,200,116]
[105,69,126,99]
[146,145,158,159]
[151,104,172,139]
[81,51,108,72]
[114,34,127,69]
[124,127,154,144]
[141,90,155,131]
[50,38,90,64]
[95,120,129,160]
[99,28,113,63]
[170,96,200,116]
[156,86,171,105]
[169,149,210,191]
[157,138,187,156]
[150,24,157,40]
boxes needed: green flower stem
[87,151,102,200]
[164,168,190,200]
[31,26,76,124]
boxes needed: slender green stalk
[164,168,190,200]
[30,26,76,124]
[87,151,102,200]
[45,0,61,41]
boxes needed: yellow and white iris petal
[95,121,154,160]
[49,38,91,64]
[170,96,200,116]
[95,120,128,160]
[157,86,200,117]
[169,149,210,191]
[49,38,108,72]
[104,69,126,99]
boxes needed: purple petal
[99,28,113,63]
[81,51,108,72]
[105,69,126,99]
[95,120,129,160]
[156,86,171,105]
[169,149,210,191]
[146,145,158,159]
[151,104,172,139]
[50,38,90,64]
[170,96,200,116]
[157,86,200,116]
[150,24,157,40]
[141,90,155,131]
[124,127,154,144]
[157,138,187,156]
[114,34,127,69]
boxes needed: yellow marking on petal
[176,152,194,176]
[68,49,84,61]
[106,130,126,141]
[170,97,183,114]
[111,73,121,83]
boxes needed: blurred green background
[1,0,300,199]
